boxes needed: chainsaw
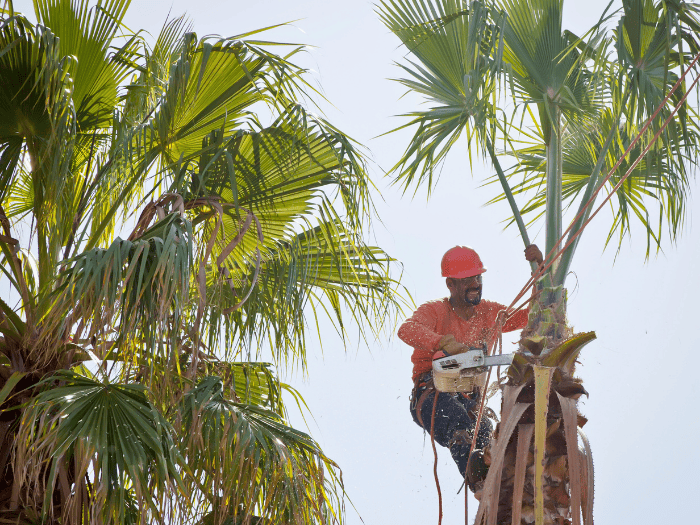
[431,345,515,392]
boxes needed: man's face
[448,274,483,306]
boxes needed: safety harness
[410,371,481,429]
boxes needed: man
[398,244,543,490]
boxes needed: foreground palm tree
[380,0,700,523]
[0,1,403,523]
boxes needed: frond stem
[544,107,563,277]
[486,137,538,273]
[554,122,617,286]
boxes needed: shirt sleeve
[503,306,529,332]
[397,302,444,351]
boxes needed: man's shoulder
[477,299,501,307]
[475,299,506,313]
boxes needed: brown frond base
[476,326,596,525]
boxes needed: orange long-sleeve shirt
[398,298,528,381]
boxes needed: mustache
[464,285,482,305]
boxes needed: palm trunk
[476,108,595,525]
[518,106,568,348]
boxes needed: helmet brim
[444,267,487,279]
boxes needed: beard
[464,285,482,306]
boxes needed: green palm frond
[184,105,372,248]
[207,361,288,411]
[379,0,504,193]
[177,376,343,525]
[126,358,293,434]
[150,32,312,167]
[201,218,401,369]
[0,12,67,181]
[496,0,607,139]
[612,0,700,168]
[0,11,75,286]
[33,0,137,131]
[42,211,192,366]
[490,103,699,255]
[617,0,669,120]
[15,371,182,525]
[79,33,333,251]
[121,15,193,124]
[613,0,700,122]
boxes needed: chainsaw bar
[432,348,515,374]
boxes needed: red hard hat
[441,246,487,278]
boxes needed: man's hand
[436,334,470,355]
[524,244,544,266]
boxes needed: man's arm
[397,302,444,351]
[398,302,470,355]
[503,308,529,332]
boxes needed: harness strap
[412,372,435,428]
[415,384,434,428]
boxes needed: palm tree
[379,0,700,523]
[0,1,403,523]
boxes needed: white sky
[12,0,700,523]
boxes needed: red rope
[431,392,443,525]
[464,461,469,524]
[505,284,542,325]
[469,313,504,430]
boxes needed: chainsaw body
[432,348,515,376]
[431,347,515,392]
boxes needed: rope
[431,392,443,525]
[504,284,542,326]
[466,310,507,483]
[465,461,469,524]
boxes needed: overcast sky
[12,0,700,523]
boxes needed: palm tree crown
[0,1,404,523]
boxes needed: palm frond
[41,211,193,369]
[491,82,700,256]
[201,218,402,369]
[379,0,504,193]
[33,0,136,131]
[177,376,344,525]
[496,0,606,137]
[15,371,182,524]
[0,11,76,286]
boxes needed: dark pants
[410,380,493,477]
